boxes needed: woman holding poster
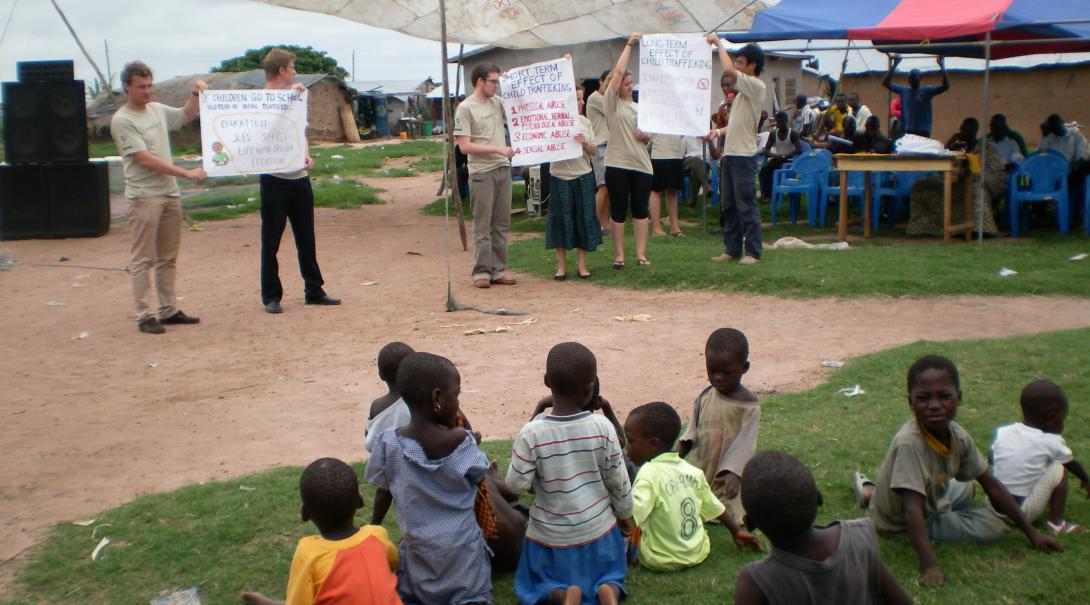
[604,32,654,269]
[546,85,602,280]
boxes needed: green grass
[505,197,1090,298]
[309,141,444,178]
[5,329,1089,604]
[183,180,383,222]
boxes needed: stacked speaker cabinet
[1,59,110,240]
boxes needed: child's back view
[625,402,760,571]
[240,457,400,605]
[365,342,414,453]
[678,328,760,521]
[506,342,633,605]
[991,380,1089,533]
[734,451,911,605]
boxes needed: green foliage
[5,330,1088,604]
[182,179,382,222]
[211,45,348,79]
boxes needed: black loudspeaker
[17,60,75,82]
[0,162,109,240]
[2,80,89,164]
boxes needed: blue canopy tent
[723,0,1090,241]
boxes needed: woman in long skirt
[546,84,602,279]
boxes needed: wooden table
[832,154,971,242]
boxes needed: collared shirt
[453,94,508,174]
[722,72,766,157]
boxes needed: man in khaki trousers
[111,61,207,334]
[454,63,516,289]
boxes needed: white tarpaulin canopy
[255,0,764,47]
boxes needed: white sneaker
[738,256,760,265]
[710,253,737,263]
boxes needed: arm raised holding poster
[498,57,581,167]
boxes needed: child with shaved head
[991,380,1089,534]
[240,457,399,605]
[734,451,911,605]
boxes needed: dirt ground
[2,170,1090,590]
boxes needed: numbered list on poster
[499,58,580,167]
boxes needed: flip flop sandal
[853,471,875,509]
[579,273,593,280]
[637,258,651,266]
[1046,520,1085,534]
[613,261,625,270]
[671,231,687,238]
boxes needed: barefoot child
[734,452,912,605]
[365,342,414,452]
[365,352,492,604]
[507,342,634,605]
[624,402,760,571]
[239,458,400,605]
[860,355,1062,586]
[678,328,760,522]
[991,380,1090,533]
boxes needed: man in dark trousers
[883,56,949,138]
[259,48,339,314]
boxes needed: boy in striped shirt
[507,342,634,605]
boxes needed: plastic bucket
[422,121,434,136]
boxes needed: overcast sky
[0,0,469,87]
[3,0,1086,92]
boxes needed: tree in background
[211,45,348,79]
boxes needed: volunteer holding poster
[257,48,338,313]
[604,32,654,270]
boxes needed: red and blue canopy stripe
[726,0,1090,58]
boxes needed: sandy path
[2,171,1089,583]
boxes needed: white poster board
[199,90,308,177]
[637,34,713,136]
[499,58,580,167]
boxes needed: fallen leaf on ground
[91,537,110,561]
[613,314,654,322]
[504,317,538,326]
[464,326,511,335]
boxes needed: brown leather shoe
[490,276,517,286]
[138,317,165,334]
[474,278,491,288]
[161,310,200,324]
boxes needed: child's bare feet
[564,585,582,605]
[240,592,282,605]
[597,583,620,605]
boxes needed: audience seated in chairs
[759,111,802,202]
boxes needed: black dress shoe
[161,310,200,325]
[305,295,341,306]
[264,301,283,314]
[138,317,165,334]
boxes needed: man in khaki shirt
[454,63,516,288]
[111,61,206,334]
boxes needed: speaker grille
[2,81,88,164]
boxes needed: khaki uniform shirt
[453,94,508,174]
[111,102,185,198]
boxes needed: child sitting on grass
[506,342,634,605]
[365,352,493,604]
[239,457,400,605]
[365,341,414,453]
[991,380,1089,534]
[734,451,912,605]
[678,328,760,523]
[624,401,760,571]
[857,355,1062,587]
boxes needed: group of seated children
[243,330,1082,604]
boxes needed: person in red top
[240,458,401,605]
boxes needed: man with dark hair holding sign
[455,63,517,289]
[259,48,339,314]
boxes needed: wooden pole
[438,0,468,251]
[977,32,992,244]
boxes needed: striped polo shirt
[506,411,634,547]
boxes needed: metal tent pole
[977,32,992,244]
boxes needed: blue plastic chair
[709,161,720,207]
[871,171,931,228]
[818,167,866,229]
[771,151,828,225]
[1007,152,1071,237]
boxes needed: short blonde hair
[262,48,295,80]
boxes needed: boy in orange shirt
[241,458,400,605]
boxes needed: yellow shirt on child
[632,452,725,571]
